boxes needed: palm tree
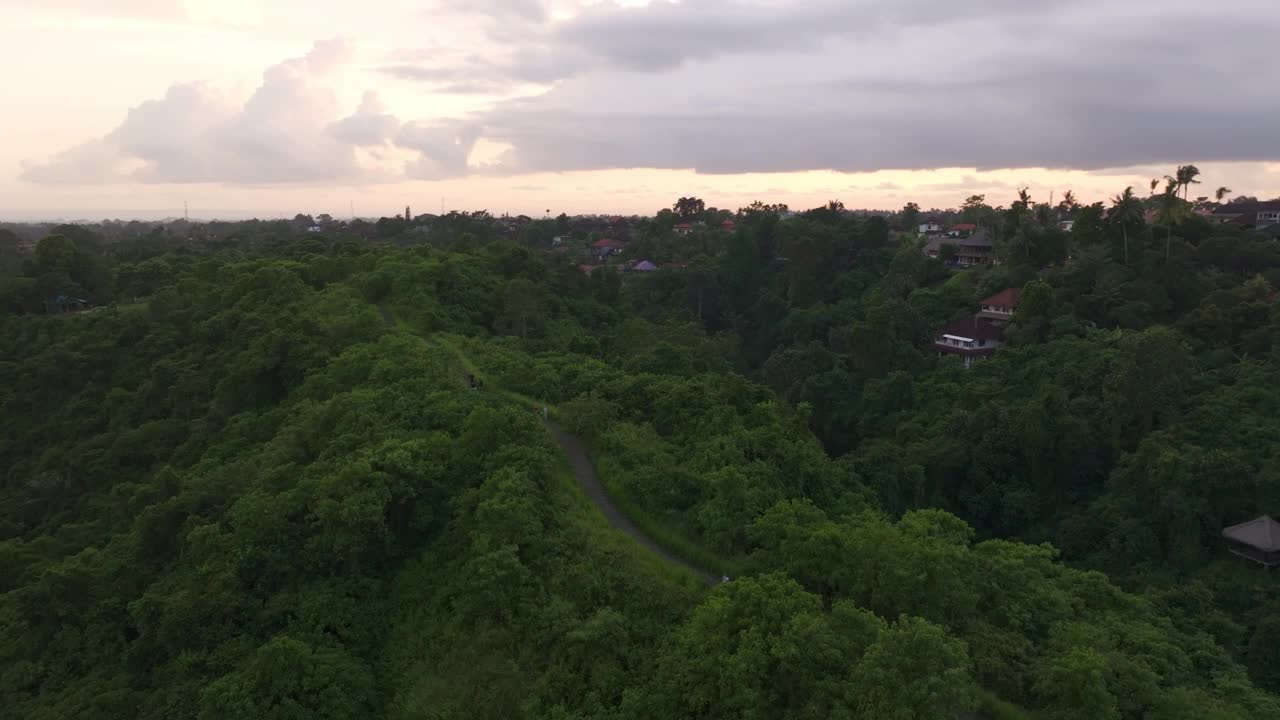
[1150,178,1160,194]
[1156,185,1187,262]
[1057,190,1079,218]
[1175,165,1201,201]
[1109,186,1143,265]
[1216,186,1232,203]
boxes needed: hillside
[4,187,1280,719]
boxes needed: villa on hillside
[1207,200,1280,229]
[919,217,944,235]
[977,288,1021,323]
[1223,515,1280,567]
[933,316,1006,368]
[923,229,997,267]
[591,238,625,261]
[674,223,693,236]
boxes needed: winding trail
[547,423,718,586]
[378,305,717,586]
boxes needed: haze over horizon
[4,0,1279,221]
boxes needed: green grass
[432,334,555,415]
[546,450,708,594]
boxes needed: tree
[1057,190,1079,217]
[1109,187,1143,265]
[497,278,547,339]
[34,234,77,275]
[1175,165,1201,201]
[852,615,977,720]
[674,197,706,220]
[1010,279,1054,343]
[198,635,377,720]
[1156,184,1189,261]
[560,392,620,440]
[901,202,921,232]
[1247,615,1280,693]
[960,195,987,226]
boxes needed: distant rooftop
[1223,515,1280,552]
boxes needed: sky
[3,0,1280,221]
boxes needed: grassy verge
[592,451,746,579]
[547,451,708,594]
[433,334,553,414]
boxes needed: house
[578,264,599,275]
[923,229,996,267]
[1206,200,1280,227]
[1058,220,1075,232]
[306,225,323,233]
[1222,515,1280,567]
[977,288,1021,323]
[44,295,91,314]
[591,238,625,261]
[948,223,977,238]
[933,316,1006,368]
[919,217,944,235]
[722,220,736,232]
[674,223,693,236]
[632,260,658,272]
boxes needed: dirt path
[547,423,718,586]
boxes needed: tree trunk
[1123,226,1129,265]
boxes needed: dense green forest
[4,176,1280,719]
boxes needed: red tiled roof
[952,223,977,231]
[674,223,693,229]
[592,239,624,248]
[980,288,1022,309]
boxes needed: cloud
[395,122,482,180]
[448,0,1280,176]
[328,92,401,146]
[23,39,386,185]
[25,1,1280,189]
[440,0,547,23]
[0,0,181,17]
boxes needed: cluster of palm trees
[1109,166,1234,263]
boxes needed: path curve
[380,305,716,586]
[548,423,718,587]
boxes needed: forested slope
[2,204,1279,719]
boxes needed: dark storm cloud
[453,0,1280,176]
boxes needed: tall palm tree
[1150,178,1160,194]
[1057,190,1078,218]
[1175,165,1201,201]
[1216,186,1233,203]
[1156,185,1187,262]
[1110,186,1143,265]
